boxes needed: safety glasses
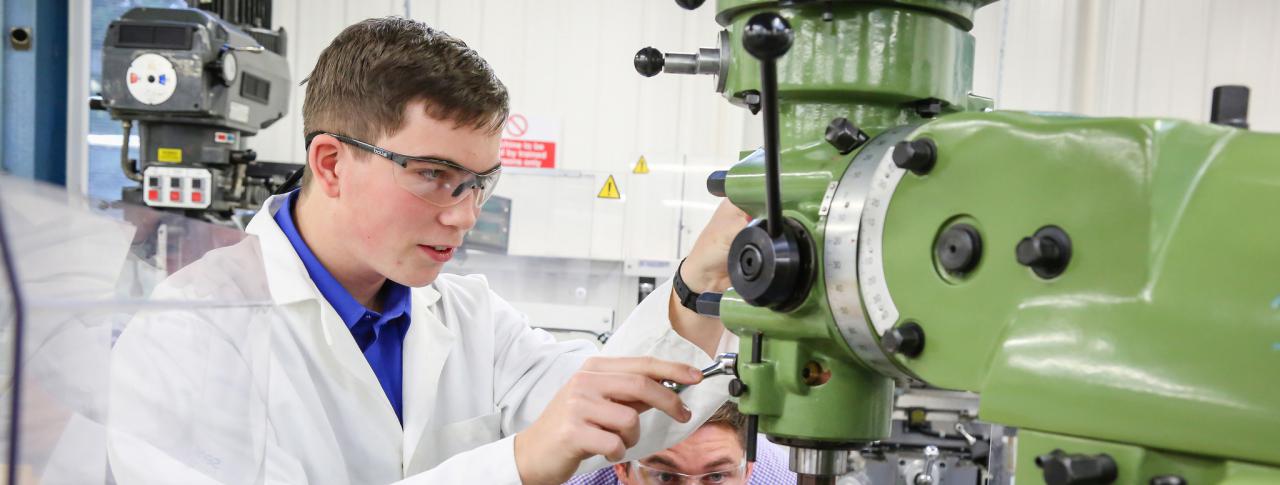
[305,131,502,208]
[631,459,747,485]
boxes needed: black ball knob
[1016,226,1073,279]
[882,322,925,358]
[1035,450,1118,485]
[707,170,728,197]
[728,378,747,397]
[825,117,869,155]
[742,13,793,61]
[634,47,664,77]
[893,138,937,175]
[675,0,705,9]
[936,223,982,276]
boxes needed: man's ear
[307,134,343,198]
[745,461,754,479]
[613,463,631,484]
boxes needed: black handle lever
[742,12,793,238]
[738,13,793,464]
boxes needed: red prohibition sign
[505,114,529,138]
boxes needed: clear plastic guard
[0,174,657,483]
[0,174,279,483]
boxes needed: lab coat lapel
[401,285,454,474]
[246,194,315,306]
[247,195,403,433]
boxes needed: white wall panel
[970,1,1006,100]
[974,0,1280,130]
[1129,0,1212,123]
[983,0,1080,112]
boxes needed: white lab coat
[106,194,730,484]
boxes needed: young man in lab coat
[108,16,747,485]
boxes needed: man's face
[333,100,501,287]
[614,424,752,484]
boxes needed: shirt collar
[273,190,411,327]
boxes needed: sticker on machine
[126,53,178,105]
[214,132,238,144]
[229,102,250,124]
[157,148,183,163]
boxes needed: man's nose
[438,194,479,230]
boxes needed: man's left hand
[668,199,750,357]
[680,200,750,295]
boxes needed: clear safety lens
[392,158,500,208]
[633,461,746,485]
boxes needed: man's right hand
[513,356,704,485]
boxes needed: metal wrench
[661,352,737,393]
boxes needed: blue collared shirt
[274,190,412,422]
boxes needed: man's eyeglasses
[305,131,502,208]
[631,460,747,485]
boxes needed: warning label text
[500,139,557,169]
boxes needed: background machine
[636,1,1279,484]
[96,0,293,221]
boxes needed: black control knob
[231,149,258,163]
[882,322,925,358]
[936,223,982,276]
[695,292,722,317]
[728,219,813,312]
[914,98,944,118]
[825,117,869,155]
[1016,226,1073,279]
[634,47,664,77]
[1210,85,1249,129]
[742,13,793,61]
[675,0,705,9]
[893,138,937,175]
[1035,450,1118,485]
[728,378,747,397]
[707,170,728,197]
[740,90,763,115]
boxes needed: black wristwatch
[673,259,703,313]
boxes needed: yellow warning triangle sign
[633,155,650,174]
[597,175,621,199]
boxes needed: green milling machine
[634,1,1280,484]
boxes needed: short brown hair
[706,401,749,447]
[299,17,509,190]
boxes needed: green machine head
[637,1,1280,484]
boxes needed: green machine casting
[634,1,1280,484]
